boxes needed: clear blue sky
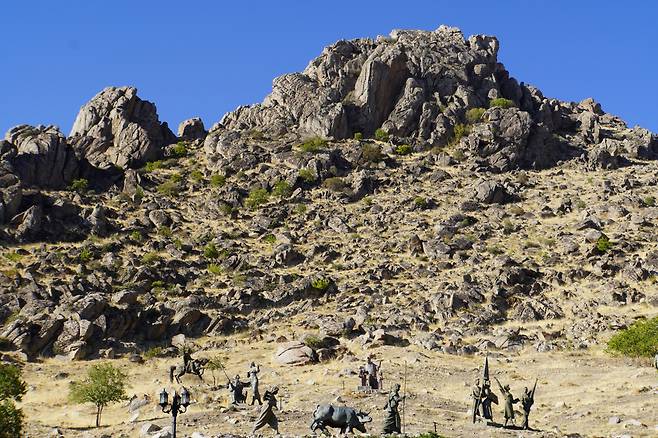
[1,1,656,136]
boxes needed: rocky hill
[1,25,657,368]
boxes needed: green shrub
[323,177,345,192]
[414,196,427,209]
[299,137,327,153]
[143,346,165,360]
[2,252,23,263]
[208,263,223,275]
[158,226,172,238]
[218,203,234,216]
[190,170,204,183]
[489,98,515,109]
[502,218,514,235]
[171,142,188,158]
[69,178,89,193]
[69,363,128,427]
[263,234,277,244]
[151,280,166,289]
[169,173,183,183]
[294,203,307,214]
[395,144,413,155]
[596,235,613,252]
[607,317,658,358]
[0,364,27,437]
[466,107,486,124]
[204,243,220,260]
[298,169,316,183]
[362,143,383,162]
[129,231,143,242]
[141,252,161,265]
[78,247,93,263]
[272,181,292,198]
[311,277,331,291]
[486,245,505,255]
[144,160,165,172]
[452,123,470,143]
[245,188,270,209]
[374,128,389,142]
[157,181,179,197]
[303,334,325,349]
[643,196,656,207]
[353,132,363,140]
[210,174,226,188]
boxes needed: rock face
[178,118,207,140]
[5,125,78,188]
[274,341,318,366]
[214,26,656,172]
[69,86,175,169]
[0,160,22,224]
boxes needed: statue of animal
[169,358,208,384]
[310,404,372,435]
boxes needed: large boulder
[0,160,22,224]
[177,117,207,140]
[5,125,78,188]
[274,341,317,366]
[69,86,175,169]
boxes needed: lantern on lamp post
[159,387,190,438]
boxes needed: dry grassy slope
[3,140,658,437]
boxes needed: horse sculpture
[169,357,209,384]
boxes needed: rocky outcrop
[69,86,175,169]
[5,125,78,188]
[178,117,207,140]
[0,160,22,224]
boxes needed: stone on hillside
[178,117,207,140]
[5,125,78,188]
[0,160,22,224]
[69,86,175,169]
[15,205,44,242]
[474,180,511,204]
[274,341,317,365]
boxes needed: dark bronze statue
[248,362,262,405]
[169,349,207,384]
[495,377,518,427]
[382,383,403,434]
[228,374,247,404]
[520,380,537,430]
[472,356,497,424]
[252,386,279,434]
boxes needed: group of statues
[472,356,537,430]
[172,349,539,434]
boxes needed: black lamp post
[159,387,190,438]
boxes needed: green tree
[69,363,128,427]
[0,364,27,438]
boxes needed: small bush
[272,181,292,198]
[210,174,226,188]
[190,170,204,183]
[353,132,363,141]
[298,169,316,183]
[143,346,165,360]
[208,263,223,275]
[311,277,331,291]
[157,181,179,197]
[263,234,277,244]
[294,203,307,214]
[218,203,234,216]
[502,218,514,234]
[607,316,658,358]
[169,173,183,183]
[323,177,346,192]
[374,128,389,142]
[204,243,220,260]
[361,143,383,162]
[414,196,427,209]
[144,160,165,172]
[596,235,613,252]
[303,334,324,349]
[299,137,327,153]
[0,364,27,437]
[141,252,161,265]
[129,231,143,242]
[3,252,23,263]
[78,247,93,263]
[158,226,172,238]
[486,245,505,255]
[489,98,515,109]
[466,107,486,124]
[171,142,188,158]
[69,178,89,193]
[643,196,656,207]
[245,188,270,209]
[452,123,470,143]
[395,144,413,155]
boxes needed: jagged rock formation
[216,26,657,172]
[69,86,175,169]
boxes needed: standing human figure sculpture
[248,362,262,405]
[365,357,380,390]
[480,379,496,422]
[182,348,193,373]
[382,383,403,434]
[520,380,537,430]
[228,374,246,404]
[495,378,518,427]
[252,386,280,435]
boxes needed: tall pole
[402,360,407,434]
[172,411,177,438]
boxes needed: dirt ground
[19,336,658,438]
